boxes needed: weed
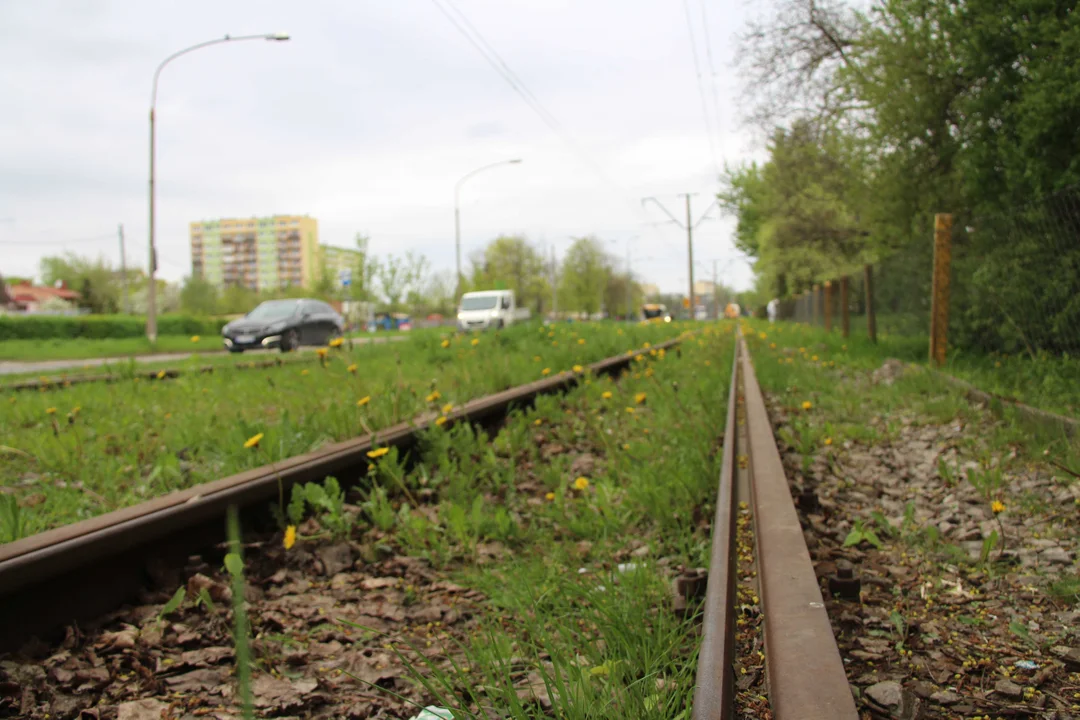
[844,519,883,549]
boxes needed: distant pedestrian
[767,298,779,324]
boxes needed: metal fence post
[824,280,833,332]
[811,284,819,325]
[840,276,850,338]
[864,264,877,343]
[929,213,953,366]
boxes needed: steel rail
[0,337,682,650]
[692,333,741,719]
[739,336,858,720]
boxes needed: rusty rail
[0,337,682,650]
[693,331,857,720]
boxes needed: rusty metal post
[810,285,819,325]
[823,280,833,332]
[929,214,953,366]
[864,264,877,343]
[840,276,850,338]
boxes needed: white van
[457,290,531,331]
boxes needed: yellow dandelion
[316,347,329,358]
[622,443,630,450]
[438,402,452,415]
[812,355,818,361]
[426,391,441,403]
[435,416,448,426]
[578,338,585,345]
[283,525,297,550]
[471,338,480,346]
[770,343,776,349]
[573,477,590,490]
[991,500,1005,515]
[441,339,450,348]
[573,364,584,373]
[824,437,833,446]
[625,407,635,414]
[45,407,57,415]
[347,363,358,373]
[329,337,344,348]
[552,341,558,347]
[635,392,647,404]
[191,335,201,343]
[533,355,541,362]
[801,401,812,410]
[602,391,613,400]
[759,332,766,340]
[645,367,654,377]
[244,432,264,449]
[799,347,806,353]
[534,418,543,425]
[367,447,390,459]
[542,368,551,376]
[357,396,371,407]
[164,412,172,419]
[157,370,167,379]
[301,369,310,376]
[643,342,651,349]
[545,492,556,501]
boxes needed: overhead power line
[682,0,721,177]
[0,233,115,247]
[698,0,725,161]
[427,0,661,231]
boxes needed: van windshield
[460,296,499,311]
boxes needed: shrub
[0,314,227,341]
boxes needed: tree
[558,237,614,315]
[179,276,220,316]
[376,251,428,310]
[468,235,550,313]
[40,254,120,314]
[349,234,380,303]
[0,273,10,306]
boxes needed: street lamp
[454,158,522,300]
[146,32,290,342]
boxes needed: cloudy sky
[0,0,766,294]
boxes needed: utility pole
[641,194,716,320]
[118,223,130,314]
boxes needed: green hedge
[0,314,227,341]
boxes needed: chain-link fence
[789,186,1080,358]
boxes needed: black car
[222,299,345,353]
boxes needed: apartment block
[190,215,319,291]
[318,244,362,284]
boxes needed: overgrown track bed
[744,325,1080,719]
[1,322,675,539]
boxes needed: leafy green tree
[558,237,614,315]
[349,234,380,303]
[40,254,120,314]
[376,251,428,310]
[468,235,550,313]
[179,276,220,316]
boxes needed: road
[0,335,408,376]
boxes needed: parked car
[369,312,412,331]
[221,299,344,353]
[457,289,530,331]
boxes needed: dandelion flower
[367,447,390,459]
[644,368,654,377]
[799,347,806,353]
[357,396,371,407]
[301,369,310,376]
[625,407,635,414]
[643,342,651,349]
[471,338,480,347]
[533,355,541,362]
[435,416,448,426]
[759,333,766,340]
[635,392,647,404]
[545,492,556,501]
[812,355,818,361]
[573,364,584,373]
[991,500,1005,515]
[347,363,358,373]
[157,370,167,379]
[191,335,201,343]
[441,339,450,348]
[824,437,833,446]
[329,337,344,348]
[542,368,551,376]
[573,477,590,490]
[426,391,441,403]
[801,401,812,410]
[534,418,543,426]
[578,338,585,345]
[283,525,297,550]
[45,407,57,415]
[552,341,558,347]
[244,432,264,449]
[316,347,329,358]
[622,443,630,450]
[602,391,613,400]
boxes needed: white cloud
[0,0,761,294]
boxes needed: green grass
[1,321,681,541]
[0,335,209,362]
[297,322,735,718]
[787,317,1080,418]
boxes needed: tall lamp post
[147,32,290,342]
[454,158,522,300]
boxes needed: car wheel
[228,347,244,354]
[281,329,300,353]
